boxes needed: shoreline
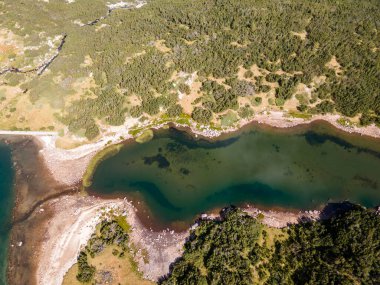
[3,113,380,284]
[4,111,377,189]
[35,195,189,285]
[35,194,324,285]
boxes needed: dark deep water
[90,124,380,225]
[0,143,14,285]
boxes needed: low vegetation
[136,129,154,143]
[1,0,379,140]
[76,219,130,282]
[64,216,153,285]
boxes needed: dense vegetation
[162,208,266,285]
[161,205,380,285]
[1,0,380,138]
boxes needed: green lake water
[90,124,380,225]
[0,143,14,285]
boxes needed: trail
[0,34,67,77]
[0,1,148,77]
[83,1,147,26]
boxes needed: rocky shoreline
[34,194,325,285]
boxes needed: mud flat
[4,136,77,285]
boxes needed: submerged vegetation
[161,205,380,285]
[1,0,379,139]
[82,143,122,188]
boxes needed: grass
[251,225,288,284]
[287,111,313,120]
[62,246,154,285]
[114,215,131,233]
[336,117,355,127]
[129,127,145,137]
[220,111,238,127]
[82,143,122,188]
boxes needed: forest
[160,205,380,285]
[1,0,379,138]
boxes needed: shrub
[244,70,254,78]
[315,100,335,114]
[178,83,191,95]
[297,104,308,112]
[167,104,183,117]
[275,98,285,106]
[130,105,143,118]
[191,107,212,124]
[238,106,254,118]
[253,97,262,106]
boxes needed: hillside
[0,0,379,145]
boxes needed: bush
[191,107,212,124]
[178,83,191,95]
[297,104,308,112]
[130,106,143,118]
[360,112,376,126]
[238,106,254,118]
[160,208,263,285]
[252,96,262,106]
[75,219,130,283]
[4,0,380,135]
[76,251,95,283]
[230,80,255,97]
[258,85,271,93]
[275,98,285,106]
[161,205,380,285]
[167,104,183,117]
[244,70,254,78]
[315,100,335,114]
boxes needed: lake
[90,123,380,226]
[0,142,14,285]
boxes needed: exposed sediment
[3,135,77,285]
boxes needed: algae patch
[82,144,122,188]
[136,129,154,144]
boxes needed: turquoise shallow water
[0,143,14,285]
[90,125,380,225]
